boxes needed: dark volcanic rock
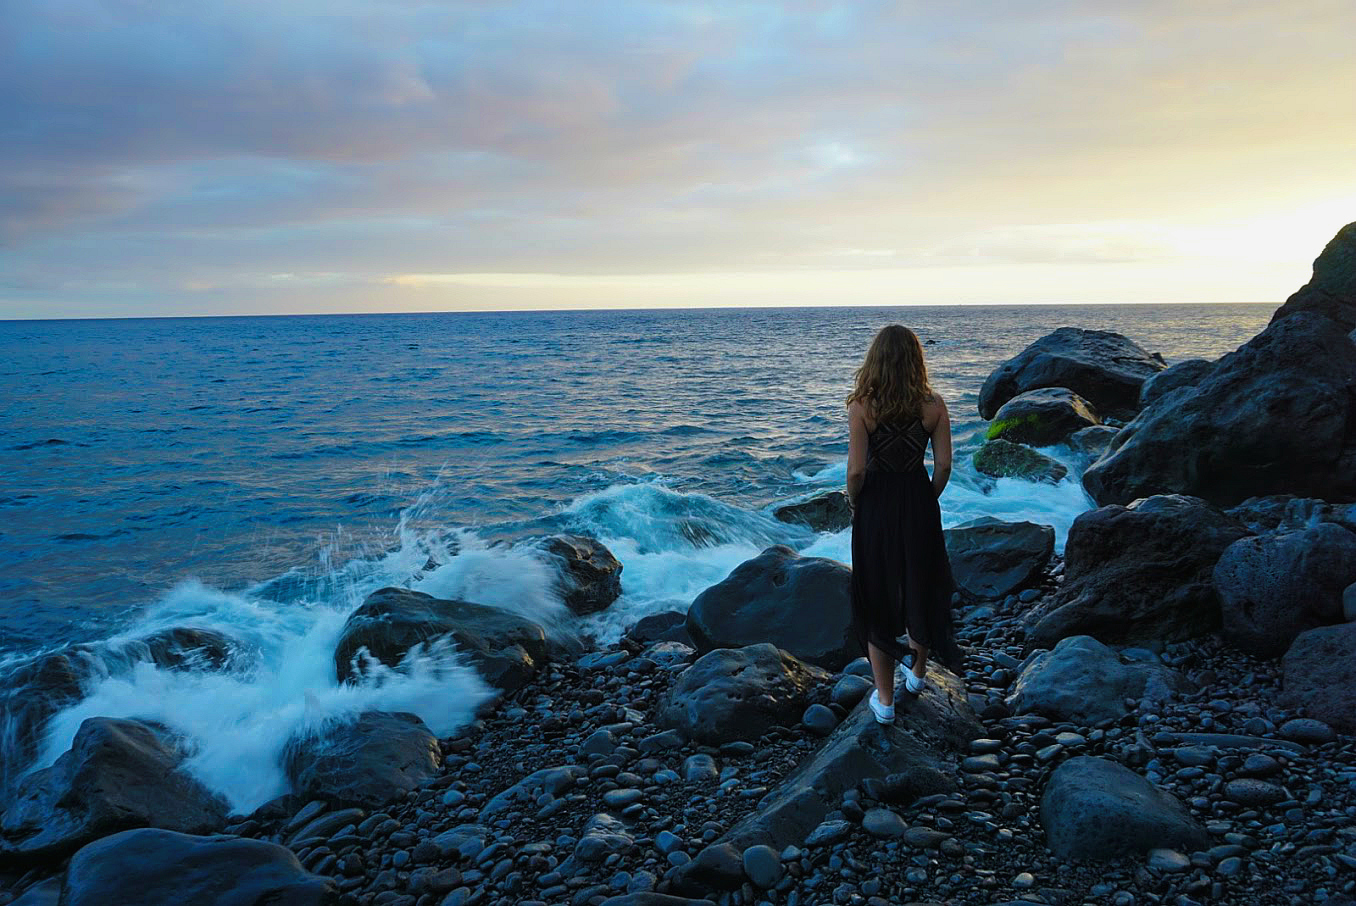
[1225,494,1356,535]
[1215,523,1356,658]
[1280,623,1356,733]
[1069,424,1119,460]
[971,439,1068,484]
[0,717,228,863]
[61,828,339,906]
[1139,358,1213,407]
[1083,311,1356,507]
[977,327,1166,420]
[1040,756,1208,860]
[624,611,694,647]
[1024,495,1249,651]
[672,666,980,894]
[541,533,623,615]
[685,545,855,670]
[657,643,830,745]
[333,586,549,693]
[135,627,235,671]
[986,387,1100,446]
[772,490,853,533]
[1007,636,1184,725]
[1270,220,1356,332]
[943,517,1054,600]
[283,711,441,809]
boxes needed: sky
[2,0,1354,319]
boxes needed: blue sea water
[0,303,1272,811]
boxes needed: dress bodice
[865,416,929,473]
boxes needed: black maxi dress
[849,414,965,674]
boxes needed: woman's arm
[930,394,953,498]
[846,400,869,507]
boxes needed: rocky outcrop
[977,327,1166,420]
[772,491,853,533]
[985,388,1099,447]
[657,644,830,746]
[1023,495,1248,651]
[1040,756,1208,860]
[684,546,855,670]
[1215,523,1356,658]
[1279,623,1356,733]
[60,828,339,906]
[971,439,1068,484]
[0,717,228,863]
[541,534,623,615]
[943,518,1054,600]
[1083,311,1356,507]
[1007,636,1185,725]
[1225,494,1356,535]
[333,587,549,693]
[1139,358,1213,408]
[283,711,442,809]
[1269,220,1356,332]
[671,666,980,894]
[1069,425,1119,460]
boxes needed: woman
[846,324,964,724]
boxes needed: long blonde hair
[846,324,934,424]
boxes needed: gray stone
[987,387,1100,446]
[540,533,623,616]
[943,518,1055,600]
[772,491,853,533]
[741,844,783,888]
[1025,495,1248,651]
[1216,523,1356,658]
[972,439,1068,484]
[1147,848,1190,872]
[685,546,856,670]
[1008,635,1185,725]
[60,828,338,906]
[1084,311,1356,507]
[0,717,228,863]
[1040,756,1208,860]
[861,808,907,838]
[801,703,839,736]
[692,664,979,856]
[978,327,1166,420]
[657,643,830,745]
[573,813,636,863]
[1279,718,1336,744]
[1223,779,1285,806]
[1280,623,1356,733]
[283,711,441,809]
[333,586,550,693]
[830,673,874,709]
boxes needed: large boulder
[671,666,980,894]
[540,534,623,615]
[60,828,339,906]
[1007,636,1185,726]
[657,643,830,745]
[985,388,1100,447]
[1215,523,1356,658]
[685,546,855,670]
[1023,495,1249,652]
[972,439,1068,484]
[943,517,1054,600]
[1279,623,1356,733]
[772,490,853,533]
[283,711,442,809]
[1270,221,1356,332]
[334,586,549,693]
[1225,495,1356,535]
[1083,311,1356,507]
[0,717,228,863]
[624,611,694,647]
[1040,756,1208,860]
[1139,358,1213,408]
[978,327,1166,420]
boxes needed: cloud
[1,0,1354,315]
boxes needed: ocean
[0,302,1273,812]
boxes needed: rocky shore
[2,222,1354,906]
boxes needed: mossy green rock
[986,387,1099,446]
[972,439,1068,484]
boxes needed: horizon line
[0,298,1277,324]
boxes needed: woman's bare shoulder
[922,391,949,430]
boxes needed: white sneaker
[903,669,926,695]
[868,688,895,724]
